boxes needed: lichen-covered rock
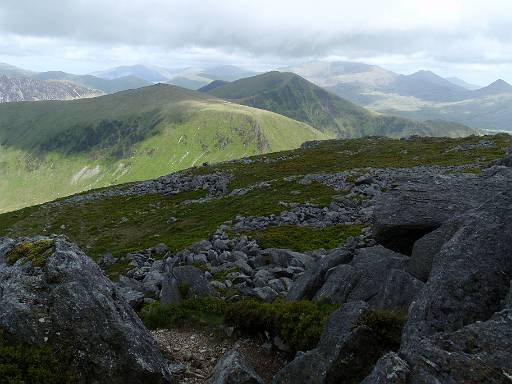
[209,350,264,384]
[360,352,409,384]
[0,236,173,384]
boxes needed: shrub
[0,329,76,384]
[140,298,337,352]
[6,240,55,268]
[355,310,407,351]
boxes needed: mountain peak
[488,78,512,90]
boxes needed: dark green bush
[141,298,337,352]
[355,310,407,351]
[0,329,76,384]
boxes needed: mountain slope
[33,71,151,94]
[205,71,477,138]
[446,77,481,90]
[0,63,36,78]
[0,84,328,212]
[91,64,173,82]
[0,75,103,102]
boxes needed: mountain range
[201,71,477,138]
[286,61,512,131]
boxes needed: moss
[0,328,76,384]
[5,240,55,268]
[178,283,191,298]
[355,310,407,351]
[191,262,209,272]
[242,224,365,252]
[104,260,131,282]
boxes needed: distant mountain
[0,83,326,212]
[199,65,258,82]
[91,64,173,82]
[205,71,477,138]
[288,60,512,131]
[471,79,512,97]
[383,70,468,101]
[446,77,482,90]
[33,71,151,94]
[0,63,36,78]
[198,80,230,92]
[0,75,103,103]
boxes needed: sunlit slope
[0,84,328,212]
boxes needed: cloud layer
[0,0,511,82]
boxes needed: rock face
[0,74,103,102]
[209,350,264,384]
[0,236,173,384]
[362,167,512,383]
[372,169,511,254]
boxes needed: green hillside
[0,84,328,212]
[205,71,478,138]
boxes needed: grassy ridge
[206,72,478,138]
[0,85,327,212]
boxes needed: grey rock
[360,352,409,384]
[0,236,173,383]
[234,260,253,275]
[253,269,275,287]
[160,276,182,305]
[142,270,165,296]
[0,237,14,264]
[403,190,512,346]
[375,269,424,311]
[98,253,117,269]
[209,350,264,384]
[313,246,408,307]
[253,287,278,303]
[286,247,353,301]
[173,266,217,298]
[117,286,145,310]
[373,171,511,255]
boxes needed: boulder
[172,265,216,298]
[313,246,408,307]
[209,350,264,384]
[0,236,173,383]
[286,247,353,301]
[263,248,314,269]
[117,286,145,310]
[0,237,14,264]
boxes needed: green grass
[140,298,337,352]
[241,224,365,252]
[0,134,509,260]
[0,84,327,213]
[207,71,477,139]
[0,329,76,384]
[355,310,407,352]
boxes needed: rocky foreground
[1,136,512,383]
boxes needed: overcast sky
[1,0,511,84]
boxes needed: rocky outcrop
[209,350,264,384]
[0,236,173,384]
[312,246,409,308]
[0,74,103,102]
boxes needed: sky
[0,0,512,84]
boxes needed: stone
[0,236,173,383]
[360,352,409,384]
[253,269,275,287]
[313,246,408,307]
[375,269,424,311]
[403,190,512,346]
[253,286,278,303]
[209,350,264,384]
[172,266,217,298]
[160,276,182,305]
[117,286,145,310]
[372,170,511,255]
[286,247,353,301]
[0,237,14,264]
